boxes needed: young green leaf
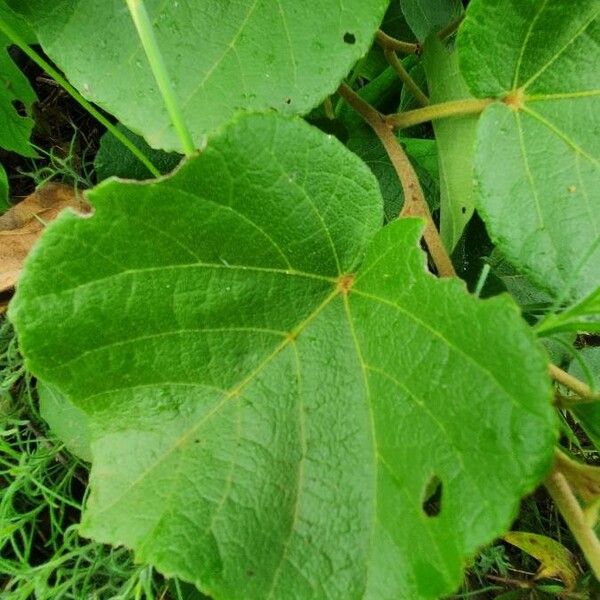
[10,114,557,599]
[0,3,37,157]
[458,0,600,302]
[423,36,479,251]
[13,0,388,151]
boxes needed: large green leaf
[0,3,37,157]
[14,0,387,151]
[11,114,556,599]
[423,36,478,251]
[458,0,600,302]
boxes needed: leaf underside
[458,0,600,302]
[11,114,556,599]
[13,0,388,151]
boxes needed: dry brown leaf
[0,183,89,292]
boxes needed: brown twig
[337,83,456,278]
[376,30,420,55]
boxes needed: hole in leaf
[12,99,26,117]
[422,475,443,517]
[461,206,466,214]
[284,97,292,105]
[343,32,356,45]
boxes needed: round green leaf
[458,0,600,302]
[10,114,557,599]
[14,0,387,151]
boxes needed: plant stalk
[376,30,419,55]
[337,83,455,278]
[545,469,600,580]
[387,98,493,129]
[384,49,429,107]
[125,0,195,156]
[549,364,600,402]
[0,16,161,178]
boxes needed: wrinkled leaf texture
[458,0,600,303]
[11,114,557,599]
[12,0,388,151]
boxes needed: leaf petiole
[387,97,493,129]
[125,0,195,157]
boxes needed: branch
[387,98,493,130]
[337,83,456,278]
[376,30,420,55]
[383,49,429,107]
[545,468,600,580]
[549,364,600,403]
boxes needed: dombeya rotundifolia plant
[458,0,600,303]
[10,0,388,151]
[10,114,557,599]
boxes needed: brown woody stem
[376,30,420,55]
[337,83,456,278]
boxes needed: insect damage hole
[343,32,356,45]
[421,474,443,517]
[11,99,26,117]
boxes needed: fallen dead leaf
[0,183,90,292]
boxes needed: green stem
[0,16,161,178]
[126,0,195,156]
[550,364,600,402]
[376,30,420,55]
[437,15,465,41]
[545,469,600,580]
[387,98,493,129]
[384,49,429,107]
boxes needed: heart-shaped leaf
[13,0,387,151]
[10,114,556,599]
[458,0,600,302]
